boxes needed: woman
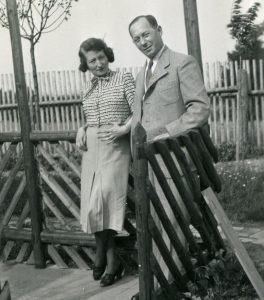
[76,38,135,287]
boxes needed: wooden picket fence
[1,59,264,151]
[204,59,264,147]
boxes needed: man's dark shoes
[93,264,106,281]
[100,263,124,287]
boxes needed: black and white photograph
[0,0,264,299]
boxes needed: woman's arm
[121,115,132,134]
[76,124,88,150]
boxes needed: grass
[216,158,264,224]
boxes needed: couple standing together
[76,15,210,287]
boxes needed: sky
[0,0,263,74]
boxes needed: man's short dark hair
[128,15,158,35]
[78,38,114,72]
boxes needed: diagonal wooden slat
[54,143,81,178]
[124,219,136,236]
[198,202,226,250]
[189,131,221,192]
[27,251,35,265]
[16,201,30,229]
[199,126,218,163]
[0,175,27,246]
[0,280,11,300]
[148,181,199,276]
[150,253,182,300]
[145,144,203,258]
[154,140,213,252]
[40,164,80,220]
[42,191,71,230]
[167,138,201,202]
[47,245,68,269]
[38,145,80,197]
[203,187,264,300]
[168,138,225,250]
[15,242,31,263]
[0,143,18,179]
[1,241,15,262]
[62,245,90,270]
[2,175,26,226]
[179,135,212,191]
[0,153,23,207]
[148,215,188,292]
[82,247,95,263]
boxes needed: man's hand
[98,122,128,143]
[152,132,170,141]
[76,126,87,151]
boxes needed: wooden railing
[131,123,224,299]
[131,123,264,299]
[0,132,137,270]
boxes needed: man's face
[130,18,163,59]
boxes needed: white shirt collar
[147,44,165,67]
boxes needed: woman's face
[83,49,109,77]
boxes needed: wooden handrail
[0,130,77,142]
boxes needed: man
[129,15,209,141]
[129,15,210,284]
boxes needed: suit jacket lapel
[146,46,170,93]
[133,47,171,127]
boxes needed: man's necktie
[146,59,153,88]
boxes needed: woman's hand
[76,126,87,151]
[98,122,129,143]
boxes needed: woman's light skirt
[80,125,131,234]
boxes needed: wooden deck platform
[0,262,138,300]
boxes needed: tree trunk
[30,41,41,130]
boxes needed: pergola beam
[183,0,203,74]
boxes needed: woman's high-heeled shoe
[100,263,124,287]
[93,264,106,281]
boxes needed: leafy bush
[185,250,257,299]
[216,142,264,162]
[217,143,236,161]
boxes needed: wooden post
[183,0,203,74]
[6,0,46,268]
[236,69,249,161]
[0,280,11,300]
[132,123,153,300]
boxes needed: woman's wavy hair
[78,38,114,72]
